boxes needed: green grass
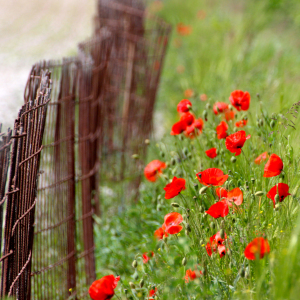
[94,1,300,299]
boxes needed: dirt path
[0,0,95,130]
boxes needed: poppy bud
[228,104,233,110]
[274,194,280,204]
[210,222,215,229]
[203,110,208,120]
[145,139,150,145]
[185,229,189,236]
[139,279,144,288]
[199,186,209,195]
[186,224,191,232]
[160,151,165,158]
[132,260,138,268]
[251,178,255,184]
[199,206,205,213]
[220,229,225,239]
[182,257,187,266]
[171,203,180,208]
[270,120,275,128]
[194,183,198,190]
[129,282,136,290]
[231,156,236,163]
[171,158,176,166]
[133,272,139,280]
[157,204,162,211]
[183,147,188,156]
[255,191,264,196]
[206,103,211,110]
[239,267,245,278]
[275,203,280,210]
[132,154,139,159]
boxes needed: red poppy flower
[213,102,229,115]
[254,151,268,165]
[177,23,192,36]
[143,252,154,264]
[149,287,157,299]
[244,237,270,260]
[196,168,228,186]
[216,187,228,199]
[154,227,168,240]
[225,130,251,156]
[164,177,186,199]
[235,119,248,128]
[185,118,204,138]
[144,160,166,182]
[267,183,291,207]
[163,212,183,234]
[205,148,217,159]
[263,154,283,177]
[180,112,195,127]
[184,89,194,97]
[226,187,243,206]
[177,99,192,113]
[89,275,120,300]
[206,231,227,258]
[171,120,186,135]
[184,269,202,283]
[224,109,235,121]
[200,94,207,101]
[206,201,229,218]
[216,121,228,139]
[229,90,250,111]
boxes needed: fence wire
[0,70,51,299]
[0,0,171,299]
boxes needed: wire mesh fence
[0,70,51,299]
[0,1,171,299]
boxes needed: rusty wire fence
[0,0,171,299]
[0,70,51,299]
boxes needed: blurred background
[0,0,94,130]
[2,0,300,136]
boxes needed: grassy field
[93,1,300,299]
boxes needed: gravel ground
[0,0,95,130]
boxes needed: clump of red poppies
[206,231,228,258]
